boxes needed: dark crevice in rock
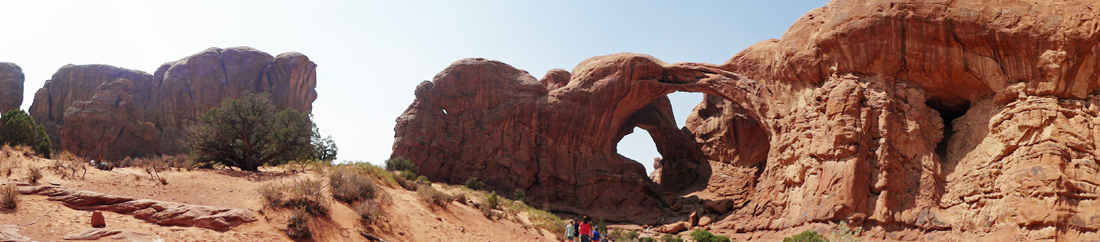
[926,97,971,163]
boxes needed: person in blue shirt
[592,229,601,242]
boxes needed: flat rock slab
[21,186,256,231]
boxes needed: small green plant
[832,221,862,242]
[596,217,608,234]
[640,237,657,242]
[384,156,416,172]
[27,166,42,184]
[465,176,484,190]
[329,167,376,203]
[690,229,732,242]
[286,208,311,239]
[0,185,17,210]
[486,191,500,210]
[416,175,430,184]
[608,228,641,241]
[513,188,527,205]
[660,234,684,242]
[784,230,828,242]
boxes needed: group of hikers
[564,216,611,242]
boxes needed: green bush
[690,229,731,242]
[465,176,484,190]
[416,175,430,184]
[384,156,416,172]
[513,188,527,205]
[783,230,829,242]
[187,93,318,171]
[486,191,500,210]
[0,110,51,158]
[660,234,684,242]
[596,218,608,234]
[639,237,657,242]
[329,168,376,203]
[608,228,640,241]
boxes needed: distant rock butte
[0,62,24,113]
[29,46,317,159]
[394,0,1100,239]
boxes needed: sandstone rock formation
[394,0,1100,240]
[60,78,160,161]
[21,186,256,231]
[29,46,318,158]
[0,62,23,112]
[393,54,759,222]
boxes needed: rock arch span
[391,53,766,222]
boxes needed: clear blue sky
[0,0,828,174]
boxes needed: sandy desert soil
[0,150,559,242]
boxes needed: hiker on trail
[573,220,581,241]
[592,227,602,242]
[579,217,592,242]
[565,219,575,242]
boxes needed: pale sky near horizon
[0,0,828,174]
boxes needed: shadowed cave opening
[926,97,971,161]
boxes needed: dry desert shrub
[286,208,312,239]
[416,184,453,209]
[354,199,382,226]
[259,178,330,216]
[27,166,42,184]
[0,185,17,210]
[329,167,377,204]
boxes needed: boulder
[698,215,712,227]
[688,211,698,227]
[0,62,23,112]
[656,221,688,234]
[60,78,160,161]
[704,199,733,215]
[91,211,106,228]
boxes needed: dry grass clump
[329,167,377,203]
[354,199,382,227]
[49,151,87,180]
[259,178,330,216]
[394,170,419,191]
[0,185,17,210]
[416,184,453,209]
[27,166,42,184]
[286,208,312,239]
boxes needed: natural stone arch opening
[615,92,705,176]
[925,97,972,162]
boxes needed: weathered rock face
[30,46,318,159]
[0,62,23,112]
[393,54,759,222]
[61,78,160,161]
[395,0,1100,239]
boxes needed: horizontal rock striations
[29,46,318,159]
[394,0,1100,239]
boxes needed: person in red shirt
[579,216,592,242]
